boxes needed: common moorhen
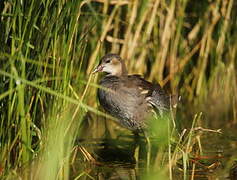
[93,53,170,132]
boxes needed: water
[72,112,237,180]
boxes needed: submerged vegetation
[0,0,236,179]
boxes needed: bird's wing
[127,75,170,114]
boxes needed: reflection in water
[229,161,237,180]
[89,139,138,180]
[72,135,141,179]
[71,112,153,180]
[72,112,237,180]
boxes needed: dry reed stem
[216,0,233,57]
[150,0,176,81]
[196,5,220,95]
[121,0,138,60]
[87,3,119,74]
[136,0,160,75]
[92,0,129,6]
[162,41,202,86]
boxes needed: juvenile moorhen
[93,53,170,132]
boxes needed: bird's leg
[142,130,151,171]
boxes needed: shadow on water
[71,138,137,179]
[72,112,237,180]
[71,112,151,180]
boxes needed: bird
[92,53,171,133]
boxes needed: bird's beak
[92,64,104,74]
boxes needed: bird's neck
[121,61,128,76]
[109,61,128,77]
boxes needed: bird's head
[92,54,127,76]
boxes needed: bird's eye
[105,60,111,63]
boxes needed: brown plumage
[93,53,170,132]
